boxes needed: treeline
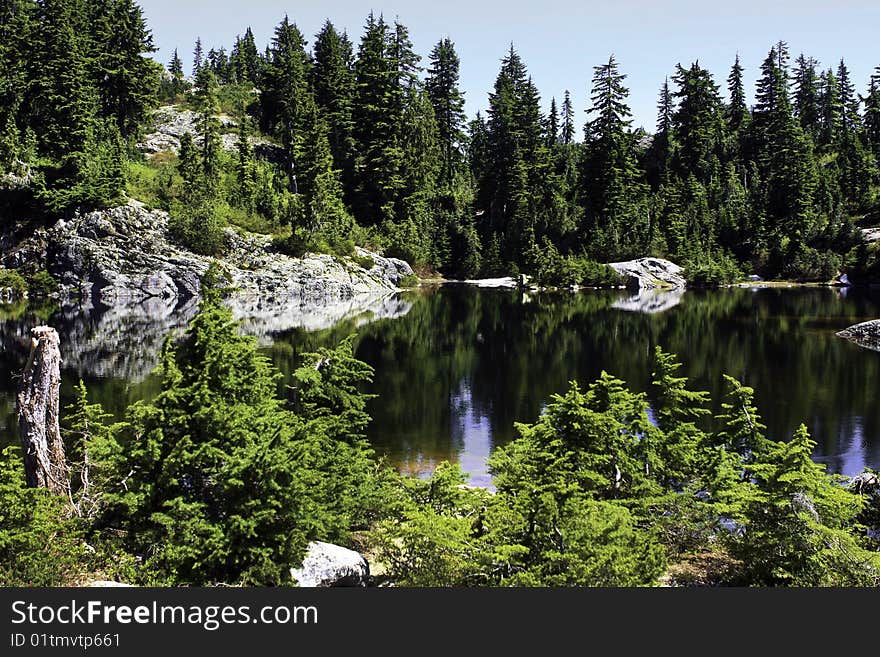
[2,3,880,281]
[3,273,880,586]
[0,0,160,213]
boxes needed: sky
[137,0,880,132]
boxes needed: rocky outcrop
[42,200,411,309]
[139,104,277,156]
[290,541,369,587]
[608,257,686,292]
[0,202,414,380]
[836,319,880,352]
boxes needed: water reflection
[2,285,879,486]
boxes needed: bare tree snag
[16,326,70,497]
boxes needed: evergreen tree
[312,20,357,200]
[793,54,821,141]
[730,425,879,586]
[352,12,403,223]
[93,271,377,585]
[561,89,575,145]
[672,62,725,185]
[192,36,203,77]
[546,96,559,147]
[865,67,880,160]
[168,48,186,98]
[725,54,749,134]
[230,27,260,85]
[192,65,222,195]
[426,37,467,187]
[262,16,311,193]
[91,0,159,140]
[751,46,817,250]
[579,55,648,257]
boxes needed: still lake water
[2,284,880,486]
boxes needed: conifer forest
[1,1,879,587]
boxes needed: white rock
[608,257,686,291]
[290,541,369,588]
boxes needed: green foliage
[27,270,58,298]
[168,197,227,256]
[88,274,384,585]
[530,241,624,288]
[0,446,85,586]
[684,252,743,287]
[398,273,419,288]
[0,269,28,297]
[728,426,880,586]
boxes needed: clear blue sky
[138,0,880,132]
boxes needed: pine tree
[192,65,221,195]
[793,54,821,141]
[818,67,842,148]
[579,55,648,257]
[546,96,559,147]
[168,48,186,97]
[865,67,880,160]
[836,59,861,134]
[262,16,311,193]
[312,20,357,200]
[192,36,203,77]
[725,54,749,134]
[231,27,260,85]
[671,61,725,185]
[751,46,817,249]
[30,0,94,160]
[353,12,403,223]
[235,116,257,212]
[561,89,575,145]
[90,0,159,141]
[93,270,378,585]
[297,96,353,243]
[731,425,878,586]
[425,37,467,187]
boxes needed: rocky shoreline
[1,200,413,310]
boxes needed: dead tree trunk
[16,326,70,497]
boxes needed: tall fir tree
[793,54,821,142]
[312,20,357,202]
[262,16,311,193]
[91,0,159,141]
[561,89,575,145]
[579,55,648,257]
[425,37,467,188]
[192,36,203,77]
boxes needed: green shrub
[398,274,419,288]
[353,253,375,270]
[684,252,743,287]
[781,246,841,282]
[0,269,27,298]
[28,270,58,297]
[169,198,227,256]
[0,446,86,586]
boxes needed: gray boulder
[836,319,880,352]
[290,541,369,588]
[608,257,686,291]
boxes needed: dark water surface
[2,285,880,486]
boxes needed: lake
[2,284,880,487]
